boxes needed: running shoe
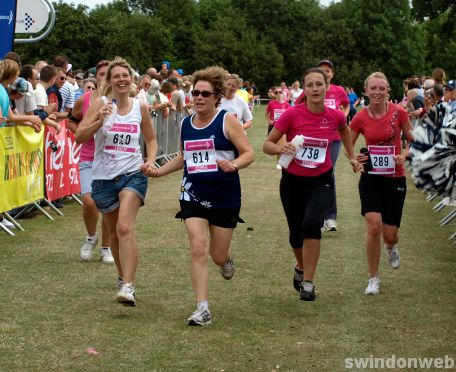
[299,280,316,301]
[385,244,400,269]
[116,282,136,306]
[100,247,115,263]
[365,277,380,295]
[80,236,98,261]
[324,219,338,231]
[220,257,235,280]
[293,266,303,292]
[116,276,123,291]
[276,164,282,170]
[187,308,212,326]
[0,219,15,229]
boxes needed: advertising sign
[16,0,49,33]
[0,0,17,58]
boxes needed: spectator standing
[219,74,253,131]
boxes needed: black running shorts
[358,173,407,227]
[177,201,242,229]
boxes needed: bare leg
[102,209,122,277]
[293,247,304,270]
[82,193,98,236]
[115,190,142,284]
[208,225,234,266]
[184,218,210,302]
[302,239,320,281]
[365,212,382,277]
[101,214,110,247]
[382,223,399,248]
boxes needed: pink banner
[44,120,81,201]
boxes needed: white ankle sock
[197,301,208,311]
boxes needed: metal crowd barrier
[149,109,183,163]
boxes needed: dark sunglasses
[275,90,282,94]
[60,76,66,81]
[86,86,96,90]
[191,89,216,97]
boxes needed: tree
[15,1,94,68]
[412,0,456,20]
[193,0,283,92]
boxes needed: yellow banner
[0,125,44,212]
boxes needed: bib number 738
[298,147,320,160]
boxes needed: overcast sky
[64,0,335,8]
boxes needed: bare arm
[242,120,253,131]
[263,127,294,156]
[67,96,84,134]
[338,125,363,172]
[139,102,159,176]
[340,104,350,117]
[217,114,255,172]
[75,98,106,144]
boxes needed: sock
[197,300,208,311]
[87,235,97,242]
[294,266,303,281]
[101,246,110,250]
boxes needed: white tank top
[92,97,143,180]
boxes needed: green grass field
[1,105,455,371]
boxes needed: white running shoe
[1,219,16,229]
[385,244,400,269]
[276,164,282,170]
[116,276,123,291]
[187,308,212,326]
[324,219,338,231]
[100,247,115,263]
[80,236,98,261]
[365,277,380,295]
[116,282,136,306]
[220,257,235,280]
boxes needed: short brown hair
[192,66,227,106]
[39,65,57,83]
[53,55,68,68]
[0,59,20,82]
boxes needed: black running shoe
[293,266,303,292]
[299,280,316,301]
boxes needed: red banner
[44,120,81,201]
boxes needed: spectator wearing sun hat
[11,75,36,115]
[444,80,456,111]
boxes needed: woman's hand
[99,103,112,123]
[140,162,160,177]
[280,142,297,155]
[393,154,407,165]
[216,159,238,173]
[349,158,363,173]
[28,116,43,131]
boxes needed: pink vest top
[79,91,95,162]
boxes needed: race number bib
[104,123,139,154]
[295,137,328,168]
[324,99,336,109]
[184,138,218,174]
[368,145,395,174]
[273,109,285,120]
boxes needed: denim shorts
[79,161,94,195]
[91,171,148,213]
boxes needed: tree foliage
[12,0,454,96]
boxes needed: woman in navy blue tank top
[150,66,254,326]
